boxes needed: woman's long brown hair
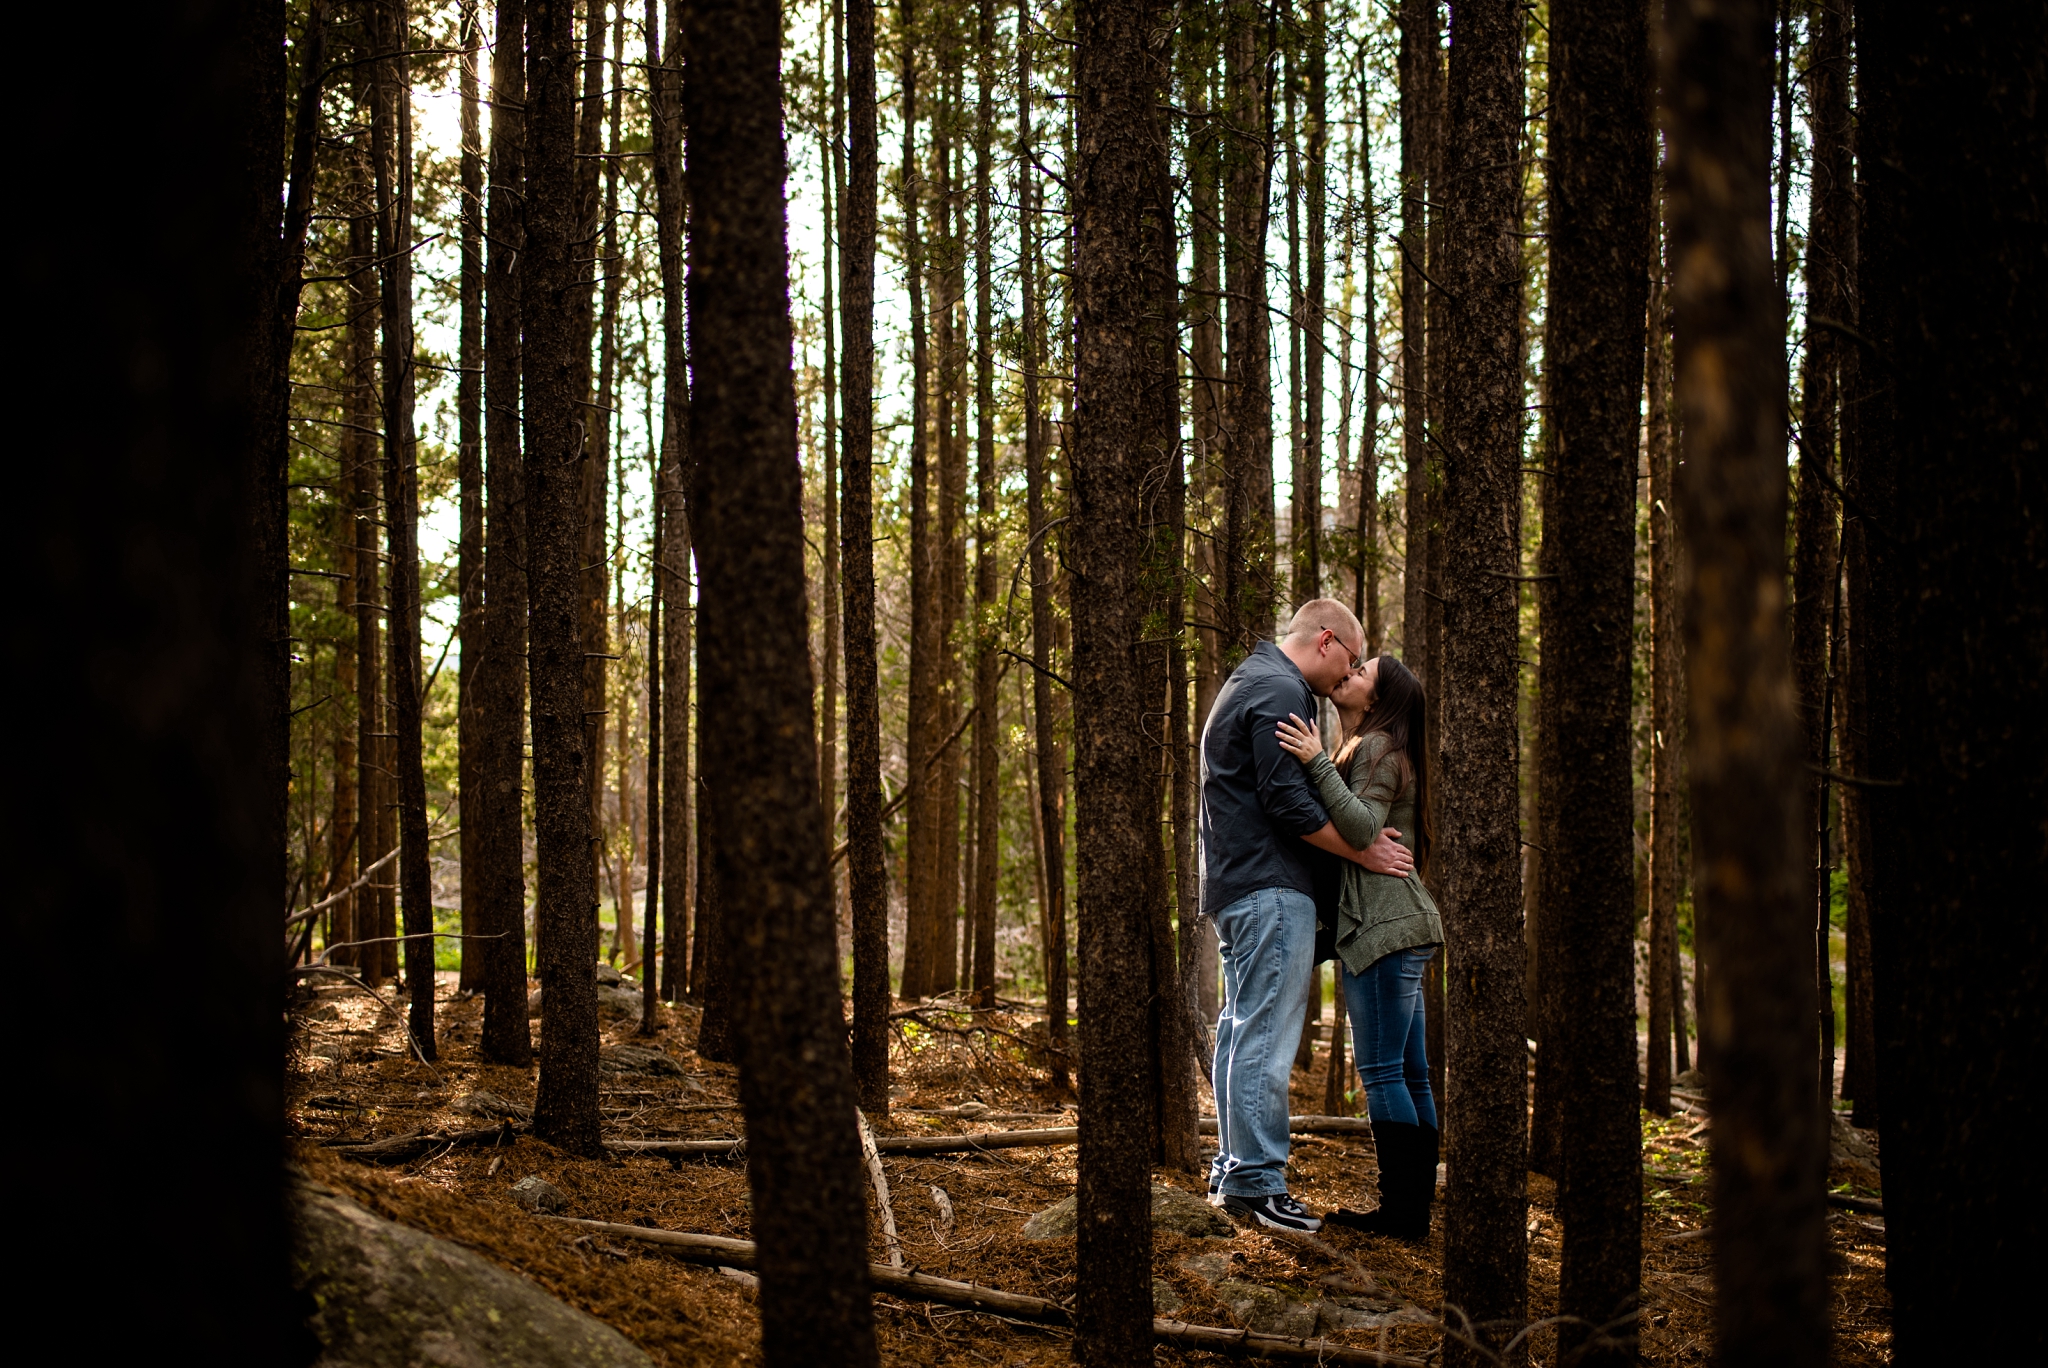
[1339,654,1434,877]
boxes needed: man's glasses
[1322,629,1365,672]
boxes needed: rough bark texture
[1662,0,1829,1362]
[969,0,1000,1011]
[457,3,485,993]
[1856,2,2047,1358]
[1220,0,1274,656]
[1543,0,1652,1354]
[525,0,603,1156]
[681,0,882,1352]
[347,193,387,979]
[22,0,292,1346]
[1645,201,1679,1110]
[1435,2,1528,1359]
[843,0,891,1112]
[1070,0,1164,1355]
[478,0,533,1064]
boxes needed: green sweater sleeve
[1304,742,1401,851]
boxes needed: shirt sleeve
[1307,743,1401,850]
[1245,680,1332,836]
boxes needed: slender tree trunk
[641,372,663,1032]
[1435,3,1528,1360]
[842,0,890,1109]
[595,6,628,967]
[935,78,966,999]
[1305,0,1327,609]
[457,0,485,993]
[1285,45,1306,608]
[1646,190,1679,1111]
[819,0,843,949]
[1019,2,1069,1091]
[478,0,534,1063]
[1663,0,1829,1360]
[1221,0,1274,656]
[1071,0,1166,1351]
[968,0,999,1011]
[525,0,603,1154]
[646,0,692,1005]
[578,0,619,920]
[370,0,436,1054]
[682,0,882,1351]
[346,184,382,977]
[1857,3,2046,1357]
[899,0,940,1002]
[1543,0,1652,1355]
[1398,0,1436,666]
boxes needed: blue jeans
[1342,946,1439,1128]
[1208,887,1317,1197]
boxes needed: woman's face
[1332,655,1379,714]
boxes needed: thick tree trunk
[478,0,534,1064]
[369,0,436,1055]
[1071,0,1165,1352]
[525,0,603,1155]
[682,0,882,1351]
[646,0,692,1005]
[1645,198,1679,1110]
[1435,3,1528,1360]
[842,0,890,1109]
[968,0,999,1011]
[1663,0,1829,1361]
[1856,3,2046,1358]
[1543,0,1652,1355]
[457,2,484,993]
[1019,4,1068,1091]
[1220,0,1274,656]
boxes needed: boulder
[526,983,644,1020]
[1213,1279,1320,1338]
[291,1172,650,1367]
[1152,1278,1183,1316]
[509,1176,567,1214]
[597,1045,687,1078]
[455,1091,533,1122]
[594,963,624,986]
[1021,1184,1234,1241]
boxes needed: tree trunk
[1071,0,1166,1352]
[1305,0,1327,609]
[968,0,1000,1012]
[1019,1,1068,1091]
[478,0,534,1064]
[1220,0,1274,657]
[1543,0,1652,1355]
[646,0,692,1006]
[682,0,883,1351]
[842,0,890,1110]
[1663,0,1829,1361]
[596,6,629,968]
[819,0,843,959]
[346,184,383,978]
[935,79,966,1000]
[525,0,604,1155]
[1285,45,1307,608]
[369,0,436,1054]
[1397,0,1436,665]
[457,1,485,993]
[579,0,619,918]
[1857,3,2046,1358]
[1435,3,1528,1360]
[1645,190,1679,1110]
[899,0,940,1004]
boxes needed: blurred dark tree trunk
[1646,190,1681,1110]
[457,1,484,992]
[1219,0,1273,657]
[1664,0,1829,1362]
[969,0,1000,1011]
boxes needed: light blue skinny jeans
[1341,945,1440,1128]
[1208,886,1318,1197]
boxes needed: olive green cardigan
[1304,731,1443,976]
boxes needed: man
[1201,599,1415,1231]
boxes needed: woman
[1275,654,1442,1240]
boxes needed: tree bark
[681,0,882,1351]
[1435,2,1527,1359]
[369,0,436,1055]
[1663,0,1829,1361]
[842,0,890,1110]
[1071,0,1166,1353]
[1220,0,1274,657]
[1305,0,1327,609]
[525,0,603,1155]
[968,0,1000,1011]
[578,0,618,917]
[1397,0,1436,666]
[346,183,384,978]
[1543,0,1652,1355]
[1645,189,1679,1110]
[1856,3,2047,1357]
[478,0,534,1064]
[457,1,485,993]
[819,0,844,960]
[600,10,631,971]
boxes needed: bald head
[1278,598,1366,696]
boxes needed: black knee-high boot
[1325,1120,1419,1235]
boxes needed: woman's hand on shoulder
[1275,713,1322,763]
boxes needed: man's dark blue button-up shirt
[1198,640,1335,916]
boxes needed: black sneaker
[1221,1191,1324,1233]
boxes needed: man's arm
[1300,822,1415,877]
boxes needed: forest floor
[287,972,1892,1365]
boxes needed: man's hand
[1356,828,1413,877]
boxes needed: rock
[509,1176,567,1214]
[1177,1251,1232,1284]
[1152,1278,1183,1316]
[455,1091,533,1122]
[597,1045,686,1077]
[527,988,544,1019]
[1214,1278,1320,1338]
[1317,1298,1434,1333]
[1022,1184,1234,1241]
[1830,1114,1879,1166]
[952,1101,989,1118]
[309,1003,342,1022]
[527,984,645,1020]
[1674,1068,1707,1090]
[291,1172,650,1367]
[594,963,624,986]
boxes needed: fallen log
[610,1115,1374,1160]
[1827,1193,1883,1215]
[1201,1115,1378,1137]
[540,1217,1427,1366]
[328,1122,517,1164]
